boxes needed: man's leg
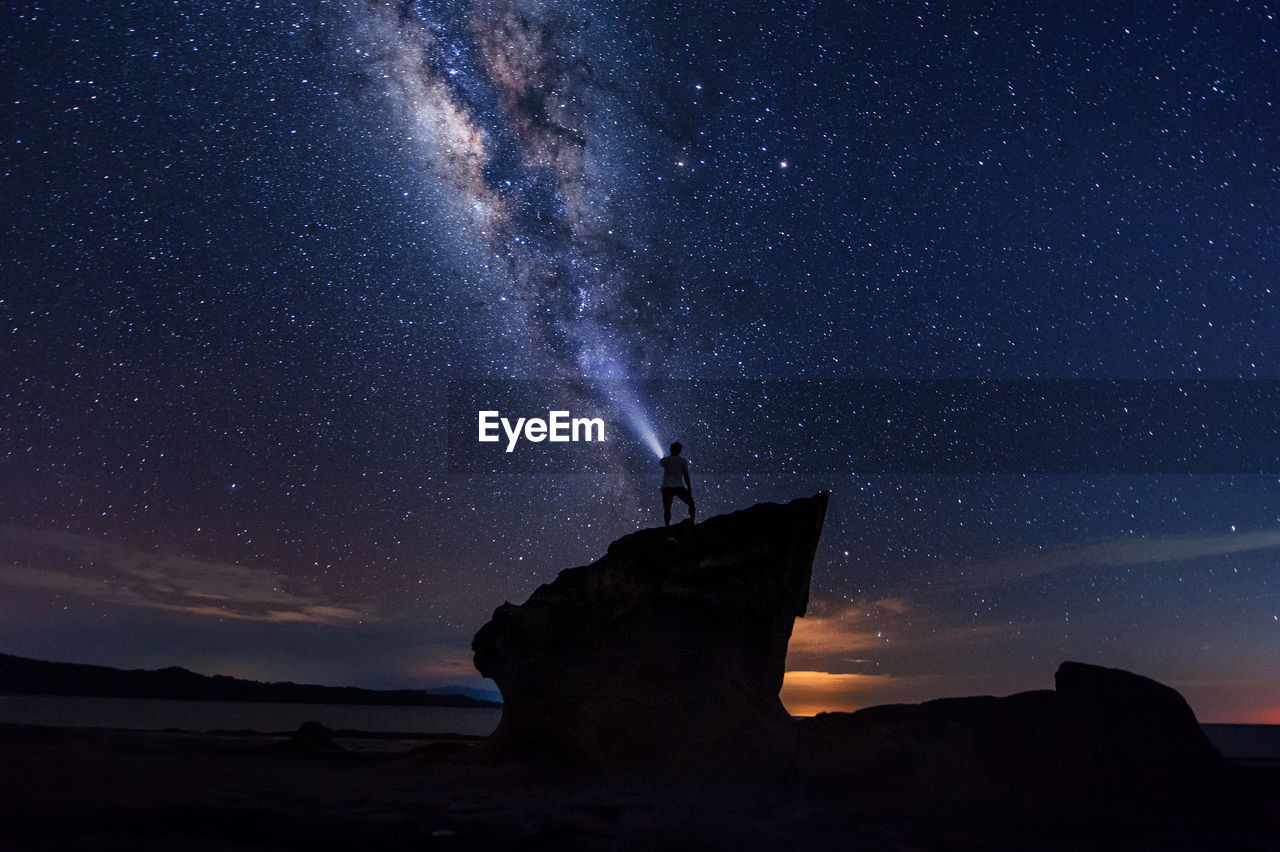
[679,489,695,523]
[662,489,674,526]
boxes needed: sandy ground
[2,724,1277,851]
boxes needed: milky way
[3,0,1279,722]
[321,0,677,478]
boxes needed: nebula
[327,0,668,475]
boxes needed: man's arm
[683,460,692,490]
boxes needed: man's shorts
[661,486,694,506]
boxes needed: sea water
[0,694,503,735]
[3,695,1278,760]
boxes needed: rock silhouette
[263,720,344,755]
[473,492,1227,806]
[473,493,830,771]
[798,661,1227,805]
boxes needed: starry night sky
[3,1,1279,722]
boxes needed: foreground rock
[473,493,830,771]
[798,661,1228,806]
[472,492,1228,808]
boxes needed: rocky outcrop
[471,492,1226,804]
[472,493,829,771]
[262,721,343,755]
[798,661,1227,805]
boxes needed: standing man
[660,442,695,526]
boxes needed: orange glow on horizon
[780,670,891,717]
[780,669,1280,725]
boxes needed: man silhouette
[660,442,695,526]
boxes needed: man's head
[670,442,683,456]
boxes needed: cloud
[0,526,365,625]
[787,596,1032,683]
[960,526,1280,591]
[788,595,947,667]
[788,607,882,660]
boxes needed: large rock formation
[472,493,829,771]
[798,661,1227,805]
[472,493,1226,805]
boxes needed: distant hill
[425,684,504,704]
[0,653,501,708]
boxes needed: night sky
[4,1,1279,722]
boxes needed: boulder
[1053,661,1226,801]
[262,720,343,755]
[472,493,829,771]
[797,661,1227,805]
